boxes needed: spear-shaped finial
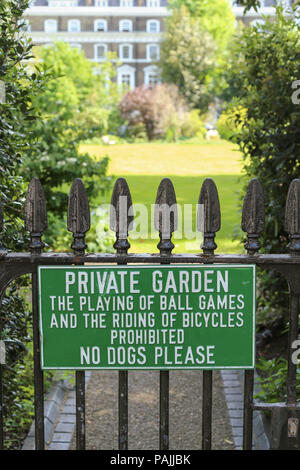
[285,179,300,255]
[110,178,133,255]
[241,178,265,255]
[198,178,221,255]
[67,178,90,255]
[25,177,48,253]
[154,178,177,256]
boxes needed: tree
[228,6,300,327]
[32,42,121,134]
[168,0,236,54]
[0,0,51,448]
[19,42,117,242]
[161,3,236,111]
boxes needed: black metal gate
[0,175,299,450]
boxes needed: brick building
[24,0,286,89]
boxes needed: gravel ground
[69,370,235,450]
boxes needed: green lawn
[81,140,246,254]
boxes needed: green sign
[38,265,256,370]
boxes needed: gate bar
[110,178,134,450]
[155,178,177,451]
[241,178,265,450]
[243,370,254,450]
[159,370,169,450]
[32,271,45,449]
[67,179,91,450]
[202,371,212,450]
[287,293,299,406]
[199,178,221,450]
[0,364,2,449]
[25,178,48,450]
[118,370,128,450]
[2,252,300,266]
[0,202,3,449]
[75,371,86,450]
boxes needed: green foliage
[228,7,300,325]
[168,0,236,53]
[0,0,46,250]
[86,207,115,253]
[125,122,148,143]
[18,42,115,246]
[119,84,206,143]
[255,357,300,404]
[0,0,52,448]
[50,206,114,254]
[162,3,236,110]
[181,110,206,139]
[170,0,266,15]
[3,341,54,450]
[32,43,121,134]
[160,7,216,111]
[238,0,262,12]
[1,11,115,448]
[165,110,206,142]
[216,106,246,142]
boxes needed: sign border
[38,264,256,371]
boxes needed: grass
[80,140,246,254]
[82,139,243,176]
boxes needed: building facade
[24,0,289,89]
[25,0,169,89]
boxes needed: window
[117,65,135,89]
[94,43,107,60]
[44,19,57,33]
[148,74,159,87]
[144,65,160,87]
[68,19,81,32]
[120,0,133,7]
[147,44,159,61]
[120,44,133,60]
[147,20,160,33]
[121,74,131,87]
[48,0,78,6]
[94,19,107,32]
[119,19,133,32]
[146,0,160,7]
[95,0,108,6]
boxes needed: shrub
[216,106,246,142]
[160,3,236,111]
[50,206,115,254]
[0,0,51,448]
[119,84,187,141]
[181,110,206,139]
[255,357,300,405]
[18,43,114,247]
[228,6,300,327]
